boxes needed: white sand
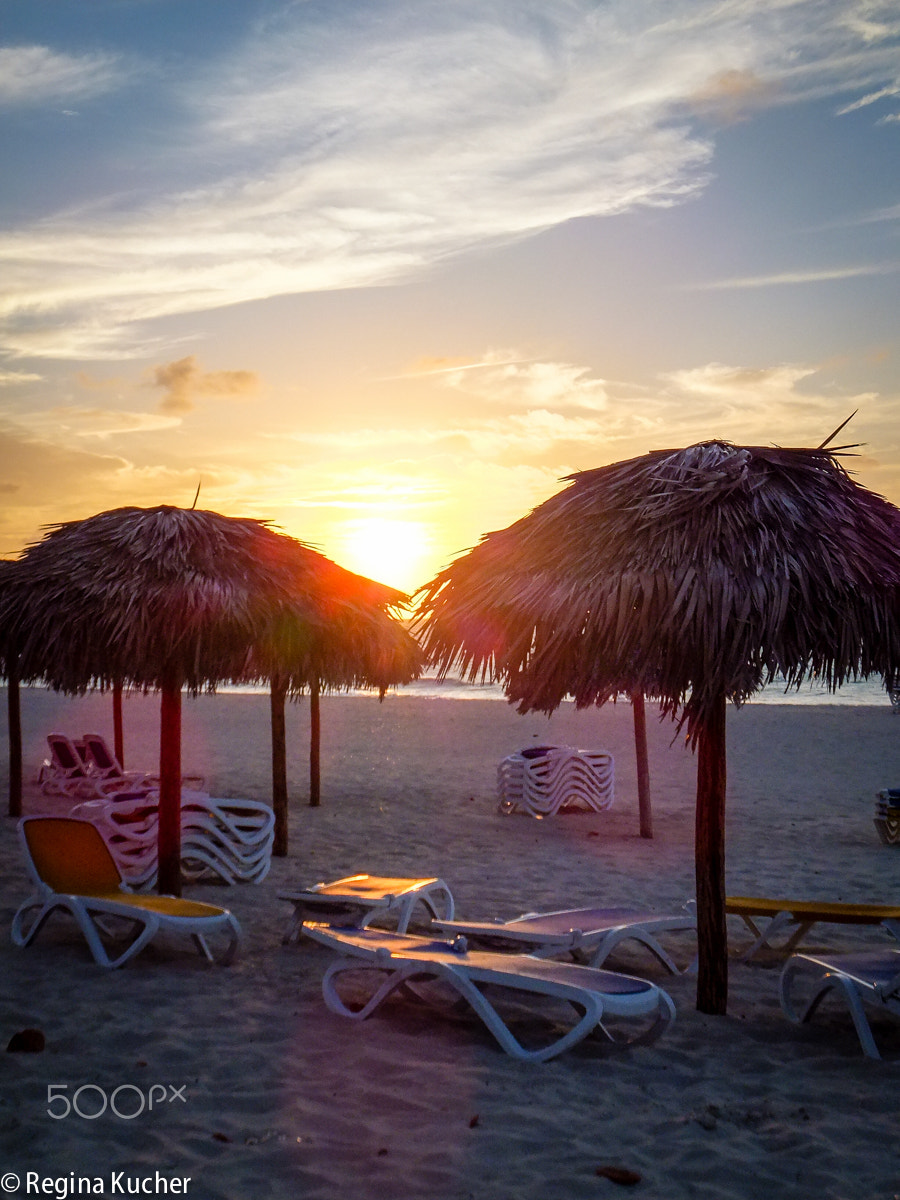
[2,687,900,1199]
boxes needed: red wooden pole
[157,675,182,896]
[309,675,321,808]
[113,680,124,767]
[7,651,22,818]
[695,692,728,1014]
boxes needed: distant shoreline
[2,675,895,707]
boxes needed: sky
[1,0,900,593]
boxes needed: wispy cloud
[4,1,898,360]
[0,45,125,107]
[0,370,41,386]
[687,263,900,289]
[436,355,609,412]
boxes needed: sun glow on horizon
[335,516,435,595]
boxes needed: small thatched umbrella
[0,505,418,893]
[254,578,422,847]
[415,439,900,1014]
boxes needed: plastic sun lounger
[432,906,697,974]
[779,949,900,1058]
[11,816,241,968]
[303,923,675,1062]
[726,896,900,960]
[279,874,455,944]
[40,733,145,801]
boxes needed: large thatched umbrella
[0,505,419,893]
[415,439,900,1014]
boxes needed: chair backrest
[81,733,122,777]
[47,734,89,777]
[20,817,124,895]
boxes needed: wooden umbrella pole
[113,680,124,767]
[270,673,289,855]
[7,649,22,818]
[309,675,321,807]
[631,689,652,839]
[157,674,183,896]
[695,692,728,1015]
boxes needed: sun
[335,517,434,594]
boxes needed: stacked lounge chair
[71,793,274,888]
[874,789,900,845]
[497,745,614,817]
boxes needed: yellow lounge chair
[279,873,455,943]
[727,896,900,960]
[12,816,241,968]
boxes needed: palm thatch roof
[2,505,418,693]
[0,505,422,888]
[416,441,900,735]
[415,439,900,1015]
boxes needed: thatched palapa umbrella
[257,576,422,847]
[1,505,420,893]
[415,438,900,1014]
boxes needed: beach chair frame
[779,949,900,1058]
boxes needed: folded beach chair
[779,949,900,1058]
[280,874,455,944]
[726,896,900,960]
[304,924,675,1061]
[11,816,241,968]
[432,905,697,974]
[81,733,206,794]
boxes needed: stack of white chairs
[497,745,614,818]
[71,793,274,887]
[874,789,900,846]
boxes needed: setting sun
[335,517,434,594]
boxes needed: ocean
[221,674,897,707]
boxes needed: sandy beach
[2,686,900,1199]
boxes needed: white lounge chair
[303,923,675,1061]
[11,816,240,968]
[432,905,696,974]
[779,949,900,1058]
[279,874,455,944]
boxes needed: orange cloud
[148,355,259,415]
